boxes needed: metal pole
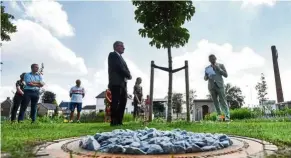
[149,61,154,122]
[185,60,190,122]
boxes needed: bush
[204,112,217,121]
[272,108,291,117]
[80,112,134,123]
[204,107,291,121]
[38,115,64,123]
[230,108,253,120]
[205,108,254,120]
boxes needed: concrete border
[34,136,278,158]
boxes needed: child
[104,89,111,122]
[142,95,150,122]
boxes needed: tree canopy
[1,3,17,41]
[132,1,195,49]
[41,91,56,104]
[225,83,245,109]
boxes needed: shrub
[230,108,253,120]
[204,112,217,121]
[204,108,254,120]
[38,115,64,123]
[80,112,134,123]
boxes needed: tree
[188,89,197,112]
[225,83,245,109]
[172,93,184,118]
[206,94,212,100]
[153,101,165,117]
[133,1,195,122]
[255,73,268,107]
[52,99,59,117]
[41,91,56,104]
[1,2,17,41]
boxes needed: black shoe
[110,123,118,127]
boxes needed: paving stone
[35,151,49,156]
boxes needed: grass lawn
[2,121,291,158]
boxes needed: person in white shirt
[69,79,85,123]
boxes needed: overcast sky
[1,0,290,107]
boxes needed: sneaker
[217,115,223,121]
[225,118,231,122]
[76,120,81,123]
[69,120,74,123]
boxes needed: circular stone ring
[34,135,278,158]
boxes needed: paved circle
[35,136,278,158]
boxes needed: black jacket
[108,52,132,88]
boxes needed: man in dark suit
[108,41,132,126]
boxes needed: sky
[1,0,291,107]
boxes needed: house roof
[96,91,106,98]
[276,101,291,105]
[1,97,13,106]
[82,105,96,110]
[59,101,70,108]
[39,103,57,110]
[194,99,213,102]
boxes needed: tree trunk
[167,47,173,122]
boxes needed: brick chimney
[271,45,284,103]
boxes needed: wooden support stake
[149,61,155,122]
[185,60,190,122]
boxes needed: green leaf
[132,1,195,49]
[1,4,17,41]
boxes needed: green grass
[2,120,291,157]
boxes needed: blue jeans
[70,102,82,112]
[18,90,40,122]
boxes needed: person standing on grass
[108,41,132,126]
[133,77,143,119]
[18,64,45,123]
[69,79,85,123]
[10,73,26,123]
[204,54,230,122]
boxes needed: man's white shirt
[70,86,85,103]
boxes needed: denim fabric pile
[79,128,232,155]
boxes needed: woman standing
[10,73,26,122]
[133,77,143,119]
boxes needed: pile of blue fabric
[79,128,232,155]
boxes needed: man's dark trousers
[11,94,24,121]
[110,85,127,126]
[18,90,40,122]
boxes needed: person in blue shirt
[18,63,45,123]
